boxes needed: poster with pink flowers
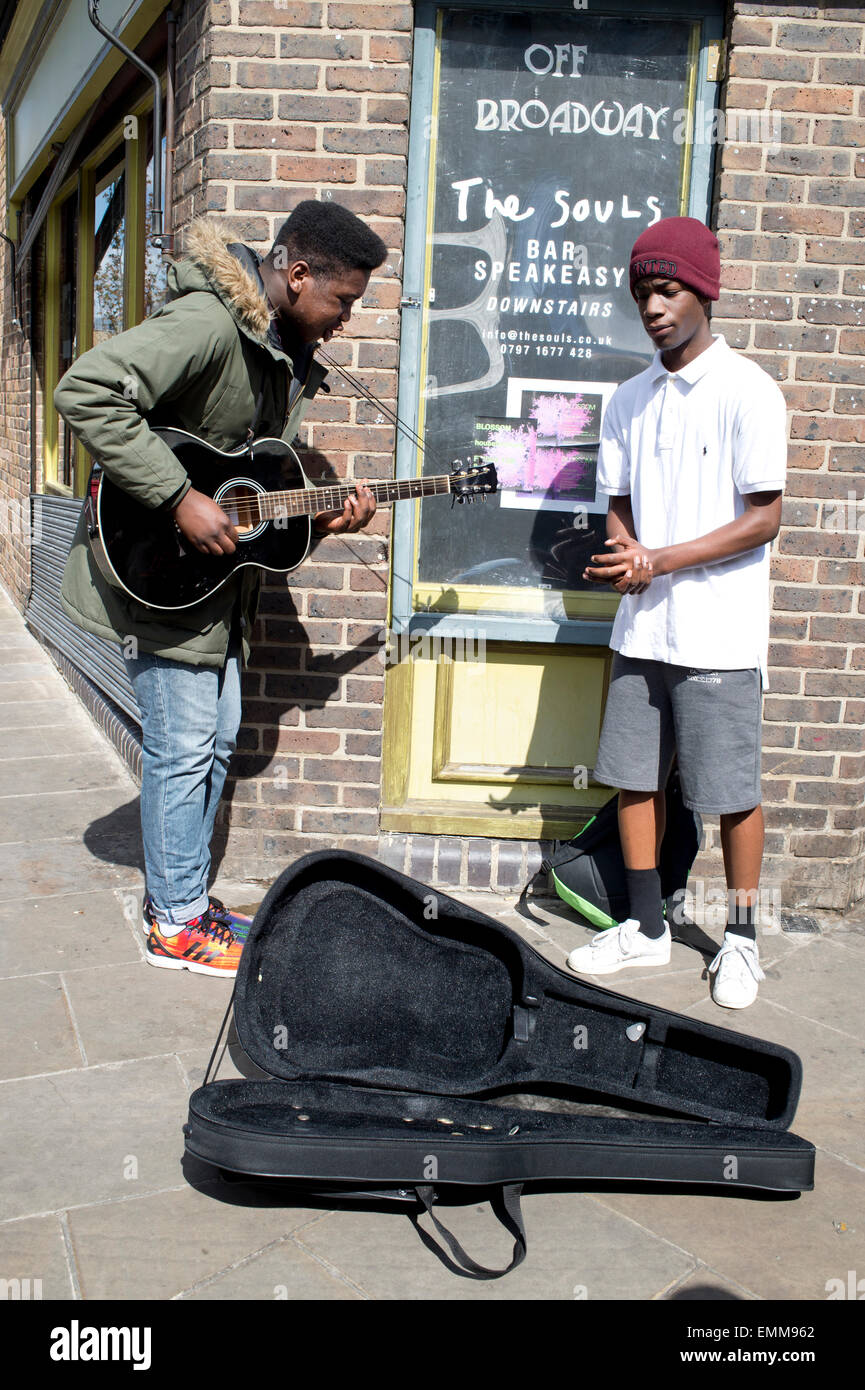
[474,377,619,513]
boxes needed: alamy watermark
[826,1270,865,1299]
[379,627,486,668]
[824,491,865,533]
[672,880,782,931]
[674,103,782,148]
[1,1277,43,1300]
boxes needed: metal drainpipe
[163,10,177,258]
[0,233,20,327]
[86,0,164,245]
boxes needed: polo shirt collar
[649,333,728,386]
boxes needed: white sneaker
[709,932,765,1009]
[566,919,671,976]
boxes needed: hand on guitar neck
[310,479,376,536]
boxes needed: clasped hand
[583,535,656,594]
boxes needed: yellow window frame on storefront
[41,91,157,499]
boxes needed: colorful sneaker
[144,902,243,977]
[207,896,253,943]
[566,918,671,976]
[143,894,253,943]
[709,933,764,1009]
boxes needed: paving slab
[683,993,865,1114]
[565,962,720,1015]
[293,1190,697,1300]
[0,1056,191,1221]
[0,890,142,978]
[664,1267,757,1300]
[208,878,268,920]
[752,936,865,1043]
[0,679,77,704]
[793,1099,865,1171]
[63,960,236,1067]
[0,751,130,798]
[0,973,84,1079]
[66,1183,343,1300]
[0,651,56,671]
[0,725,106,759]
[0,840,142,903]
[823,919,865,956]
[0,787,143,846]
[561,933,819,1019]
[180,1231,363,1300]
[0,698,84,728]
[0,1214,76,1300]
[593,1149,865,1301]
[175,1045,266,1093]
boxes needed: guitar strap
[246,381,267,449]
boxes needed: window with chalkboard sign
[394,0,723,643]
[382,0,723,836]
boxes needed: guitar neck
[259,474,452,520]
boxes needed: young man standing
[56,201,387,977]
[566,216,786,1009]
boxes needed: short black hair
[267,200,387,276]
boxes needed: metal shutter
[26,495,141,725]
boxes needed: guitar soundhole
[217,484,262,537]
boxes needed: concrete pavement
[1,586,863,1302]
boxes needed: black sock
[727,900,756,942]
[625,867,665,939]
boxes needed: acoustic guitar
[84,427,497,612]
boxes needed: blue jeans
[123,638,242,926]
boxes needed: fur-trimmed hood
[168,217,273,341]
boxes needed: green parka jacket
[56,218,328,667]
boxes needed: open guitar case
[184,851,814,1279]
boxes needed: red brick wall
[703,2,865,910]
[173,0,411,878]
[0,113,35,608]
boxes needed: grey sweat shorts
[594,654,763,815]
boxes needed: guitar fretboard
[258,474,452,520]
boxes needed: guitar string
[314,346,445,466]
[227,474,452,525]
[223,345,486,525]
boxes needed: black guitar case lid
[185,852,814,1278]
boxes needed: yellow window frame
[41,92,157,498]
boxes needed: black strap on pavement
[411,1184,527,1279]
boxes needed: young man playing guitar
[56,201,387,977]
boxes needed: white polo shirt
[598,335,787,681]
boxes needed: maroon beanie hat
[629,217,720,301]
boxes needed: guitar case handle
[412,1183,527,1280]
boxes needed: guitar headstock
[449,462,498,503]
